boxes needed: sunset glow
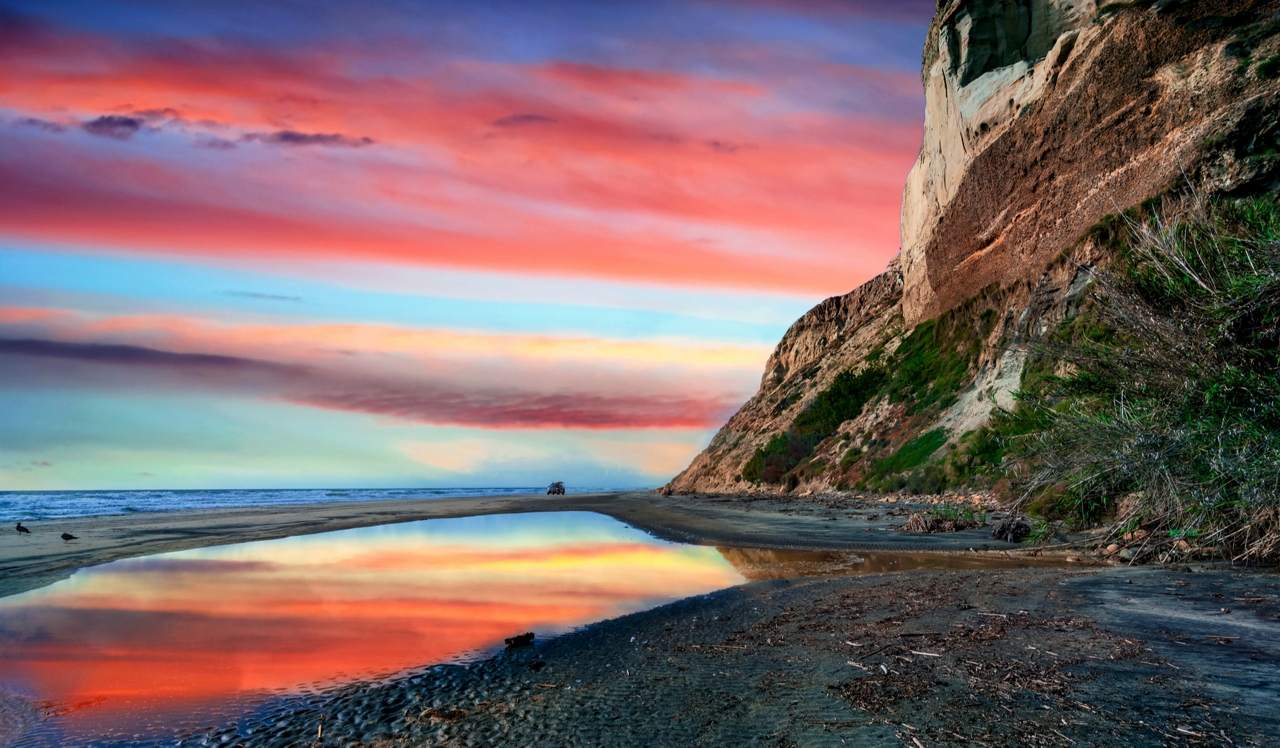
[0,512,745,739]
[0,0,930,488]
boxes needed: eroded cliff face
[665,262,903,494]
[903,0,1280,324]
[902,0,1098,324]
[667,0,1280,496]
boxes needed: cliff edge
[667,0,1280,495]
[903,0,1280,325]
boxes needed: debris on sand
[991,517,1031,542]
[417,707,467,723]
[830,668,943,712]
[505,632,535,649]
[899,512,980,534]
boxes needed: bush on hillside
[741,295,1001,489]
[1009,191,1280,561]
[741,367,887,486]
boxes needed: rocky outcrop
[902,0,1280,324]
[668,0,1280,495]
[758,261,904,392]
[902,0,1098,324]
[665,262,903,494]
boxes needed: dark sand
[4,492,1277,747]
[185,564,1280,748]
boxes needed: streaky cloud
[705,139,754,154]
[82,115,144,139]
[130,107,182,121]
[195,136,236,150]
[0,337,298,373]
[241,130,374,147]
[0,337,737,430]
[294,386,739,430]
[15,117,65,133]
[492,114,557,127]
[222,291,302,302]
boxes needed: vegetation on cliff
[1010,191,1280,561]
[740,366,888,489]
[741,296,1000,492]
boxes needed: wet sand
[0,491,1026,600]
[6,492,1277,747]
[184,564,1280,748]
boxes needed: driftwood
[899,513,982,534]
[505,632,535,649]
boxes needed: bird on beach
[61,532,77,543]
[15,522,30,535]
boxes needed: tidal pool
[0,512,745,746]
[0,511,1064,746]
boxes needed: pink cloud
[0,309,755,430]
[0,16,920,296]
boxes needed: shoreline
[0,491,1032,601]
[3,491,1277,746]
[154,565,1280,747]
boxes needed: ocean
[0,486,636,521]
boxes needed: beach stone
[992,517,1031,542]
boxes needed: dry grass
[1009,189,1280,562]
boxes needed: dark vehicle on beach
[546,481,565,495]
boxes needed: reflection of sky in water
[0,512,743,739]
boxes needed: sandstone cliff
[903,0,1280,325]
[667,0,1280,496]
[667,261,903,494]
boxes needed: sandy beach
[4,493,1278,747]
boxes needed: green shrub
[904,463,950,494]
[931,502,987,525]
[741,432,821,485]
[873,428,948,476]
[1026,518,1057,545]
[741,450,764,483]
[741,365,885,485]
[1009,192,1280,560]
[1258,53,1280,80]
[886,321,969,413]
[740,285,997,489]
[793,366,887,437]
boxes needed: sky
[0,0,932,490]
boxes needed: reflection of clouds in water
[716,547,865,580]
[108,558,284,574]
[0,511,741,738]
